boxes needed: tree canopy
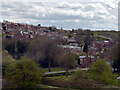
[56,52,76,77]
[89,59,118,85]
[110,43,120,72]
[25,37,62,72]
[2,50,15,75]
[5,58,43,88]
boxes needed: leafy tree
[72,29,74,32]
[89,59,118,85]
[2,26,6,30]
[83,42,88,54]
[3,38,28,60]
[5,58,43,88]
[5,41,15,58]
[38,24,41,27]
[89,59,111,75]
[2,50,15,75]
[49,26,56,31]
[110,43,120,72]
[48,26,52,31]
[83,30,94,54]
[94,32,98,37]
[16,40,28,59]
[80,51,86,56]
[75,34,85,47]
[112,59,120,72]
[84,30,93,46]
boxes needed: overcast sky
[0,0,119,30]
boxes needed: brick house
[78,55,95,68]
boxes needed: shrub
[42,77,98,89]
[2,50,15,75]
[72,70,90,81]
[101,72,118,85]
[5,58,43,88]
[89,59,119,85]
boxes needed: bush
[72,70,90,81]
[2,50,15,75]
[89,59,119,85]
[101,72,118,85]
[42,77,98,89]
[5,58,43,88]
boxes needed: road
[98,35,112,40]
[45,68,89,74]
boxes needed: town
[1,20,120,89]
[1,20,118,67]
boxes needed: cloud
[57,2,83,9]
[1,1,118,30]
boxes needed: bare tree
[57,51,76,77]
[25,36,62,72]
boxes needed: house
[93,40,110,48]
[78,55,95,68]
[67,38,78,46]
[67,38,76,43]
[69,43,78,46]
[61,45,82,50]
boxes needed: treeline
[2,36,79,72]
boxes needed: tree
[48,26,52,31]
[75,30,85,47]
[3,38,28,60]
[89,59,111,75]
[89,59,118,85]
[4,40,16,58]
[16,40,28,59]
[83,30,94,54]
[2,26,6,30]
[83,42,88,54]
[110,43,120,72]
[49,25,57,31]
[84,30,93,46]
[38,24,41,27]
[2,50,15,75]
[72,29,74,32]
[5,58,43,88]
[26,37,62,72]
[42,38,60,72]
[57,52,76,77]
[112,59,120,72]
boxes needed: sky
[0,0,119,30]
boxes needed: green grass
[42,67,66,73]
[96,36,109,41]
[47,75,73,81]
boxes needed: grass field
[42,67,66,73]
